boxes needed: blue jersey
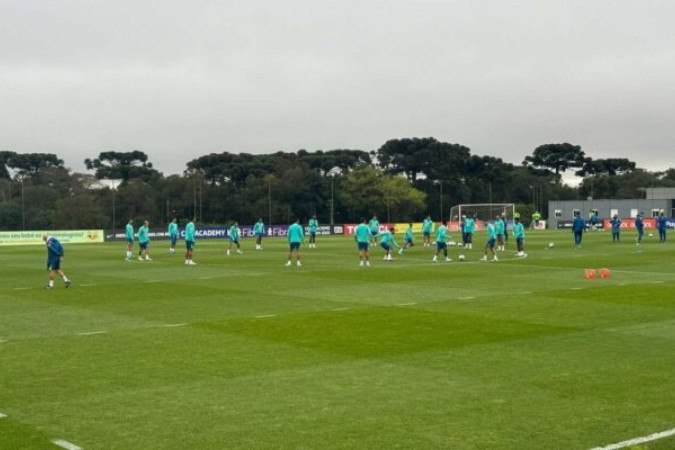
[185,221,196,241]
[308,218,318,233]
[611,217,621,233]
[253,221,264,236]
[436,225,448,243]
[635,216,644,230]
[512,222,525,239]
[657,216,667,230]
[422,219,433,233]
[495,220,505,236]
[228,225,240,241]
[354,223,372,244]
[46,237,64,258]
[464,218,475,233]
[572,216,586,232]
[486,223,497,240]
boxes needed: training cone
[598,268,611,279]
[584,269,597,279]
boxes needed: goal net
[447,203,515,232]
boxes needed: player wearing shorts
[422,216,433,247]
[185,216,197,265]
[125,219,134,261]
[168,217,178,254]
[495,214,505,251]
[308,215,318,248]
[137,220,152,261]
[227,222,243,255]
[379,227,400,261]
[432,222,451,262]
[253,218,265,250]
[354,218,373,267]
[286,218,304,266]
[399,223,414,254]
[369,216,380,245]
[43,235,71,289]
[480,220,498,261]
[513,215,526,257]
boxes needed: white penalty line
[77,331,107,336]
[590,427,675,450]
[52,439,82,450]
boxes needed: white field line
[163,323,188,327]
[460,296,476,300]
[13,287,30,290]
[332,307,350,311]
[570,287,584,290]
[77,331,107,336]
[0,340,7,343]
[0,412,6,418]
[144,280,163,283]
[51,439,82,450]
[255,314,276,318]
[589,427,675,450]
[78,284,97,287]
[397,302,417,306]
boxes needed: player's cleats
[138,256,143,261]
[64,280,71,288]
[365,261,370,266]
[445,257,451,262]
[480,256,487,261]
[285,261,291,267]
[145,257,152,261]
[296,261,302,267]
[432,256,438,262]
[44,285,52,289]
[188,261,197,265]
[236,250,243,254]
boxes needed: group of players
[571,209,669,248]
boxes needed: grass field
[1,229,674,449]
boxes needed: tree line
[1,140,674,231]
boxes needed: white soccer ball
[458,254,466,261]
[649,233,654,238]
[548,242,555,248]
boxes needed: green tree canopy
[523,143,585,175]
[85,151,160,184]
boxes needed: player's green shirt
[138,225,149,244]
[495,220,505,236]
[229,225,240,240]
[436,225,448,242]
[288,223,304,243]
[354,224,372,243]
[404,226,414,242]
[379,231,399,247]
[369,218,379,233]
[125,223,134,240]
[168,222,178,237]
[512,222,525,239]
[308,218,318,232]
[185,221,196,241]
[422,218,433,233]
[253,221,264,235]
[486,223,497,240]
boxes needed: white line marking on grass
[589,427,675,450]
[197,276,213,280]
[77,331,107,336]
[144,280,163,283]
[78,284,97,287]
[397,302,417,306]
[570,287,583,290]
[163,323,188,327]
[460,296,476,300]
[255,314,276,318]
[0,340,7,343]
[51,439,82,450]
[520,291,532,295]
[13,287,30,290]
[0,412,6,418]
[332,307,350,311]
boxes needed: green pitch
[1,230,674,449]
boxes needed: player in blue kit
[464,215,476,249]
[635,212,644,244]
[657,210,668,243]
[512,215,526,257]
[125,219,135,261]
[495,214,506,251]
[572,212,586,248]
[369,216,380,245]
[43,235,71,289]
[398,223,415,254]
[610,214,621,242]
[422,215,433,247]
[168,217,178,254]
[286,218,305,267]
[354,218,373,267]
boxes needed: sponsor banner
[602,218,657,230]
[556,220,606,230]
[342,223,394,235]
[105,224,341,241]
[532,220,546,230]
[0,230,104,246]
[303,225,333,236]
[448,220,486,232]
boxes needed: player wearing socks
[635,212,644,244]
[137,220,152,260]
[432,222,450,262]
[464,215,476,249]
[495,214,505,251]
[422,216,433,247]
[308,215,318,248]
[513,215,526,257]
[379,227,400,261]
[657,210,667,243]
[227,222,243,255]
[253,218,265,250]
[168,217,178,253]
[125,219,134,261]
[185,216,197,265]
[480,220,498,262]
[369,216,380,245]
[286,218,304,266]
[43,235,71,289]
[354,218,373,266]
[399,223,414,254]
[610,214,621,242]
[572,212,586,248]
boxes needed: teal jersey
[185,221,196,241]
[168,222,178,237]
[308,218,318,232]
[253,221,264,235]
[354,223,372,243]
[404,227,414,242]
[288,223,304,243]
[380,231,399,247]
[229,225,240,240]
[465,218,476,233]
[512,222,525,239]
[138,225,149,244]
[436,225,448,243]
[422,218,433,233]
[125,223,134,240]
[369,219,379,233]
[486,223,497,240]
[495,220,505,236]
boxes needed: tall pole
[386,189,390,223]
[330,176,334,225]
[268,182,272,225]
[112,182,116,230]
[21,177,25,230]
[439,181,443,222]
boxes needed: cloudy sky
[1,0,674,178]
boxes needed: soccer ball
[548,242,555,248]
[649,233,654,238]
[458,254,466,261]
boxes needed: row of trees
[1,140,674,230]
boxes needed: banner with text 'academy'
[103,225,329,241]
[0,230,104,246]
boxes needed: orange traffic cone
[584,269,596,279]
[598,268,611,279]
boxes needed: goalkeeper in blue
[43,235,72,289]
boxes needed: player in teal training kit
[354,218,373,267]
[137,220,152,261]
[422,216,433,247]
[379,227,401,261]
[308,215,318,248]
[512,215,526,257]
[480,220,498,262]
[227,222,243,255]
[286,219,305,266]
[168,217,179,254]
[399,223,415,254]
[253,218,265,250]
[495,214,505,251]
[464,216,476,249]
[369,216,380,245]
[125,219,135,261]
[432,222,451,262]
[185,217,197,265]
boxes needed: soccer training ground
[1,230,674,449]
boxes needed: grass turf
[0,230,673,449]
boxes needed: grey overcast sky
[1,0,674,178]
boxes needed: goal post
[448,203,516,231]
